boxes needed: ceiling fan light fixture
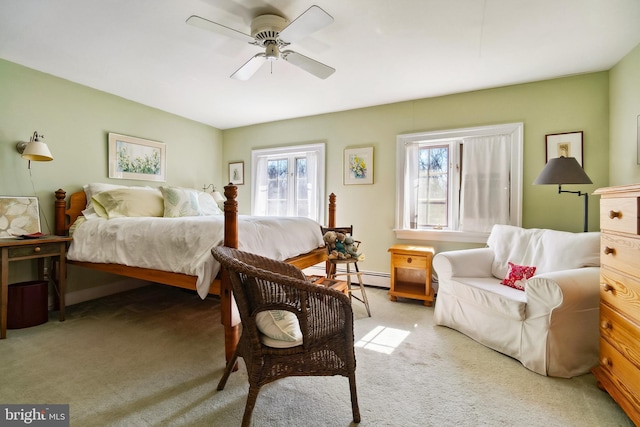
[265,42,279,61]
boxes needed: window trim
[395,123,523,243]
[251,143,326,223]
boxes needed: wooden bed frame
[54,185,337,363]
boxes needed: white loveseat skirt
[433,225,601,378]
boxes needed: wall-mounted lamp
[16,131,54,168]
[202,184,226,206]
[533,156,593,232]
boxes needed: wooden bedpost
[222,184,239,365]
[54,189,67,236]
[328,193,336,227]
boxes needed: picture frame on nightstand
[0,196,41,238]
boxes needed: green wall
[224,73,610,274]
[0,59,224,291]
[0,53,623,289]
[609,42,640,185]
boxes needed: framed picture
[229,161,244,185]
[108,133,166,182]
[545,131,584,166]
[344,146,374,185]
[0,196,41,238]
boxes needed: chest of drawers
[592,184,640,424]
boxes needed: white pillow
[82,183,127,219]
[255,310,303,348]
[82,183,154,219]
[91,188,164,218]
[198,191,223,216]
[160,187,202,218]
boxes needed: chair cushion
[256,310,303,348]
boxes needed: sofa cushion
[488,224,600,279]
[538,229,600,273]
[445,276,527,321]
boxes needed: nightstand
[388,244,435,306]
[0,235,72,338]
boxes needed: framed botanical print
[0,196,41,238]
[344,146,374,185]
[108,133,166,182]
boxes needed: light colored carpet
[0,285,632,427]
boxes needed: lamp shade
[21,140,54,161]
[16,132,54,162]
[212,191,226,204]
[533,156,592,185]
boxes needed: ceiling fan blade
[281,50,335,79]
[231,54,267,80]
[278,5,333,44]
[186,15,255,44]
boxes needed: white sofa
[432,224,601,378]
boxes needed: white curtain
[403,143,420,229]
[305,150,318,220]
[253,156,268,216]
[459,135,511,232]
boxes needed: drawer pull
[603,246,615,255]
[406,257,412,264]
[600,320,612,330]
[602,283,614,293]
[600,357,612,367]
[34,247,41,253]
[609,210,622,219]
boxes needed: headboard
[54,189,87,236]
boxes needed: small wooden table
[388,244,435,306]
[312,277,348,295]
[0,235,72,338]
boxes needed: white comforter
[67,215,325,298]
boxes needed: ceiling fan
[187,5,335,81]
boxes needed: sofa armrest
[433,247,495,280]
[523,266,601,377]
[525,267,601,314]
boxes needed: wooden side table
[388,244,435,306]
[0,235,72,338]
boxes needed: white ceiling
[1,0,639,130]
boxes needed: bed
[54,184,337,362]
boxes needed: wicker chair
[211,246,361,427]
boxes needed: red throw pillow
[501,262,536,291]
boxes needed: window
[396,123,523,243]
[251,143,325,222]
